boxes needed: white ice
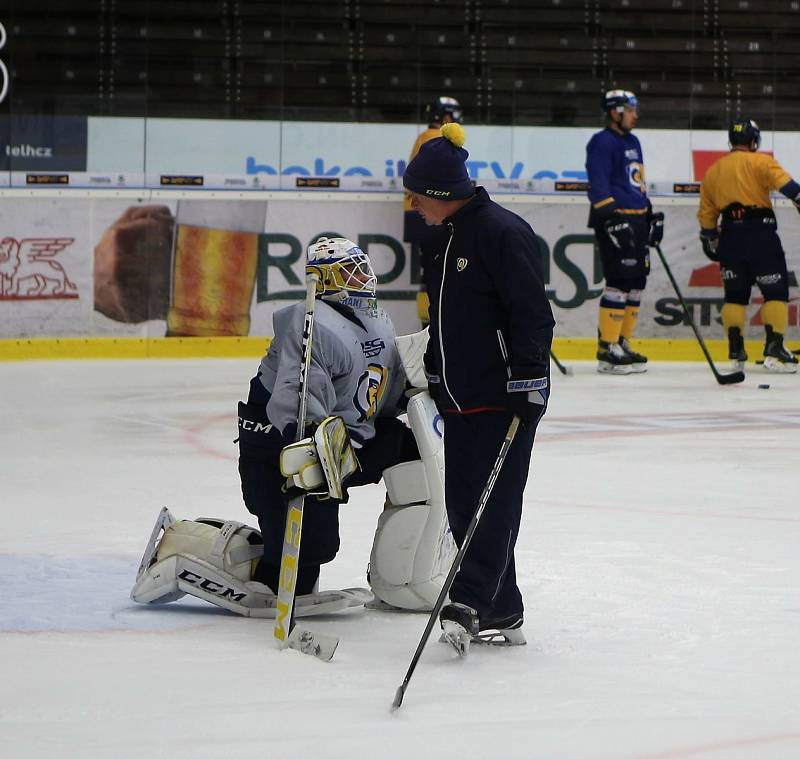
[1,358,799,759]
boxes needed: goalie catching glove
[280,415,359,500]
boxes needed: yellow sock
[620,305,640,341]
[598,306,625,344]
[416,291,430,326]
[761,300,788,334]
[721,303,746,332]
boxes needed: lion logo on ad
[0,237,78,299]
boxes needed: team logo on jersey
[361,338,386,358]
[353,364,389,421]
[628,162,646,192]
[456,257,468,272]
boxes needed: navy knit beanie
[403,123,473,200]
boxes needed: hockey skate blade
[472,628,527,647]
[286,625,338,662]
[439,621,471,657]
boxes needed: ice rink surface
[1,357,799,759]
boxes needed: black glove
[603,216,635,250]
[648,211,665,246]
[699,228,719,262]
[506,373,549,429]
[793,192,800,215]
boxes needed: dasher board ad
[1,196,798,339]
[1,116,797,188]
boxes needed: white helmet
[306,237,377,300]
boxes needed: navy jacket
[422,187,554,414]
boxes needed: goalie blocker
[131,390,454,615]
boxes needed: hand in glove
[603,216,635,250]
[506,373,549,429]
[280,416,359,500]
[699,228,719,262]
[648,211,665,246]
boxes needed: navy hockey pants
[443,410,537,624]
[237,401,417,594]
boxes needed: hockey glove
[603,216,635,250]
[280,416,359,500]
[699,228,719,262]
[506,373,549,429]
[648,211,665,246]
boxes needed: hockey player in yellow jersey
[698,119,800,373]
[403,96,463,327]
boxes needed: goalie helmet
[306,237,377,300]
[603,89,638,114]
[425,96,463,125]
[729,118,761,151]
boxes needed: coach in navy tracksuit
[403,123,554,642]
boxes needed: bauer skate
[727,327,748,373]
[597,340,634,375]
[618,336,647,373]
[439,602,479,657]
[763,327,798,374]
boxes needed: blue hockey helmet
[603,89,639,114]
[729,119,761,151]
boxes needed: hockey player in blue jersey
[586,89,665,374]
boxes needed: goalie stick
[654,243,744,386]
[391,415,521,710]
[273,273,339,662]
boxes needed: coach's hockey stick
[391,415,521,710]
[273,273,339,662]
[550,349,573,376]
[654,243,744,385]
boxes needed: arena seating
[2,0,798,126]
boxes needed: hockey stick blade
[715,369,745,385]
[550,350,573,376]
[286,625,338,662]
[391,685,405,711]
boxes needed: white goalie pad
[395,327,429,389]
[131,508,372,618]
[368,391,456,610]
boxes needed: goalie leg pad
[130,509,372,617]
[368,391,456,610]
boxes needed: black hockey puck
[758,384,770,389]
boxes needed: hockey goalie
[130,389,452,617]
[131,240,454,618]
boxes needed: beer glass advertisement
[0,197,798,340]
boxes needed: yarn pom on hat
[402,123,473,200]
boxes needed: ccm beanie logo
[425,189,452,197]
